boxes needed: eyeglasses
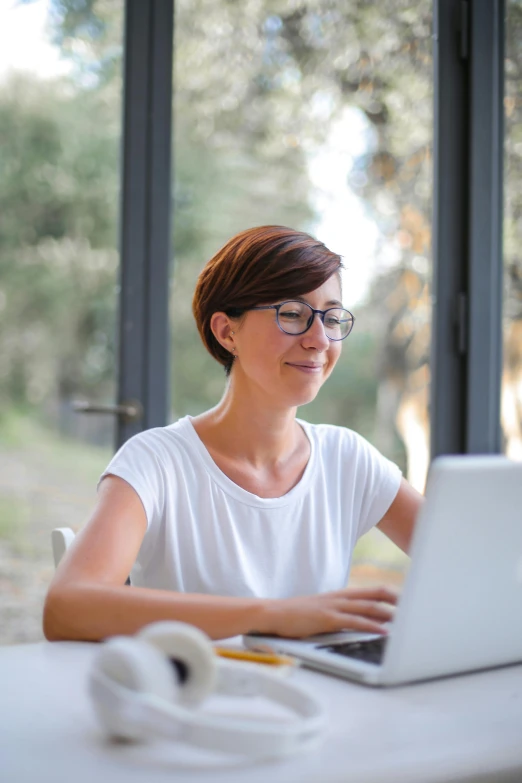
[247,300,355,341]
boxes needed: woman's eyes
[279,309,342,325]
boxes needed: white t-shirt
[100,416,402,598]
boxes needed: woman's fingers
[267,587,399,638]
[337,586,400,605]
[330,613,389,635]
[337,599,395,623]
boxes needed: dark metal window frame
[431,0,505,457]
[116,0,174,448]
[116,0,506,460]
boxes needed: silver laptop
[244,455,522,686]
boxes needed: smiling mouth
[286,362,324,371]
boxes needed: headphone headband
[89,623,325,759]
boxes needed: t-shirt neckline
[174,415,316,508]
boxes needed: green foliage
[0,69,120,412]
[0,75,120,249]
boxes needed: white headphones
[89,621,325,759]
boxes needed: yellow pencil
[214,646,297,666]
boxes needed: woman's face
[231,274,344,409]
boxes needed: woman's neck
[191,383,303,470]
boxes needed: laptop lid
[380,454,522,684]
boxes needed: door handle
[72,398,143,423]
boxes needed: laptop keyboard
[316,636,388,665]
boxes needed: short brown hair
[192,225,343,374]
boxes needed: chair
[51,527,131,584]
[51,527,76,568]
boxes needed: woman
[44,226,423,642]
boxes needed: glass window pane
[503,0,522,461]
[0,1,124,644]
[171,0,433,587]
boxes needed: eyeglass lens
[277,301,353,339]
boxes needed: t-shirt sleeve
[98,431,165,530]
[352,432,402,539]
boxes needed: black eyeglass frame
[246,301,355,341]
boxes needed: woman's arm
[376,477,424,554]
[44,475,400,641]
[43,475,270,641]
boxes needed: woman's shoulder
[112,416,195,461]
[299,420,401,506]
[298,419,395,471]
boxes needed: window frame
[431,0,505,457]
[116,0,174,448]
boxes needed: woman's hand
[258,586,399,639]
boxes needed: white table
[1,641,522,783]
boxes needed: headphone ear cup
[90,636,178,742]
[137,621,217,706]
